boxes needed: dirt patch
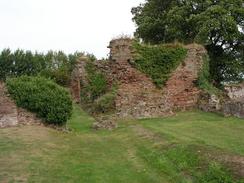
[92,115,118,130]
[217,154,244,178]
[17,108,43,126]
[196,146,244,178]
[0,82,18,128]
[131,125,168,146]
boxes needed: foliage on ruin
[197,54,222,96]
[82,61,108,101]
[132,42,187,87]
[132,0,244,85]
[94,85,117,113]
[80,61,117,114]
[6,76,72,125]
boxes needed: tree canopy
[132,0,244,84]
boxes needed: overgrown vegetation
[85,61,108,100]
[80,61,117,114]
[132,42,187,87]
[197,54,222,96]
[6,76,72,125]
[0,49,94,86]
[94,85,117,113]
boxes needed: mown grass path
[0,105,243,183]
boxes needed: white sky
[0,0,144,59]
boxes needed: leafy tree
[0,49,92,86]
[0,49,13,80]
[132,0,244,84]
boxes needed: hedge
[6,76,73,125]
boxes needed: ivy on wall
[132,42,187,88]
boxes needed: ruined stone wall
[221,83,244,118]
[224,83,244,100]
[223,99,244,118]
[95,39,206,118]
[107,38,134,62]
[163,44,206,110]
[198,90,244,119]
[70,56,89,103]
[71,38,211,119]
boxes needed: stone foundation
[224,83,244,100]
[223,100,244,118]
[198,92,244,119]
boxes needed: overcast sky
[0,0,144,59]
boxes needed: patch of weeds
[82,61,108,101]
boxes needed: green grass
[67,104,94,133]
[0,105,243,183]
[138,111,244,155]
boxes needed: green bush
[6,76,72,125]
[132,42,187,87]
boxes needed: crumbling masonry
[71,38,207,119]
[71,38,244,119]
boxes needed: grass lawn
[0,105,243,183]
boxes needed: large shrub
[132,42,187,87]
[6,76,72,125]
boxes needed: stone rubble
[0,82,18,128]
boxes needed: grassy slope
[0,105,243,183]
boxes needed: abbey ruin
[1,38,244,129]
[71,38,244,120]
